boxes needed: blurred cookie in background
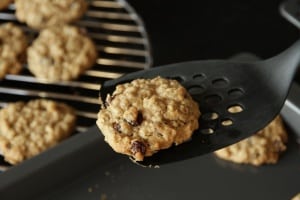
[27,25,97,82]
[214,116,288,166]
[15,0,87,29]
[0,22,27,79]
[0,99,76,165]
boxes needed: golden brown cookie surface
[97,77,200,161]
[214,116,288,166]
[15,0,87,29]
[0,0,12,10]
[0,23,27,79]
[27,25,97,82]
[0,99,76,165]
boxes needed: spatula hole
[202,112,219,121]
[188,85,206,95]
[227,105,244,113]
[165,76,184,83]
[221,119,233,126]
[228,88,244,99]
[200,128,214,134]
[204,94,222,105]
[193,73,206,81]
[212,78,229,88]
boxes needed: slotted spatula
[99,39,300,166]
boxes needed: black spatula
[99,39,300,166]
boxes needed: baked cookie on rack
[27,25,97,82]
[97,76,200,161]
[0,99,76,165]
[0,0,12,10]
[0,23,27,79]
[214,115,288,166]
[15,0,87,29]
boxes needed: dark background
[127,0,299,66]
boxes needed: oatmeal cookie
[15,0,87,29]
[97,76,200,161]
[214,115,288,166]
[0,23,27,79]
[0,99,76,165]
[27,25,97,82]
[0,0,12,10]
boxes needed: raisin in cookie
[15,0,87,29]
[0,99,76,165]
[0,23,27,79]
[0,0,12,10]
[97,76,200,161]
[214,116,288,166]
[27,25,97,82]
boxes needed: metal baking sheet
[280,0,300,29]
[0,53,300,200]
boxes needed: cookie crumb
[88,187,93,193]
[100,194,108,200]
